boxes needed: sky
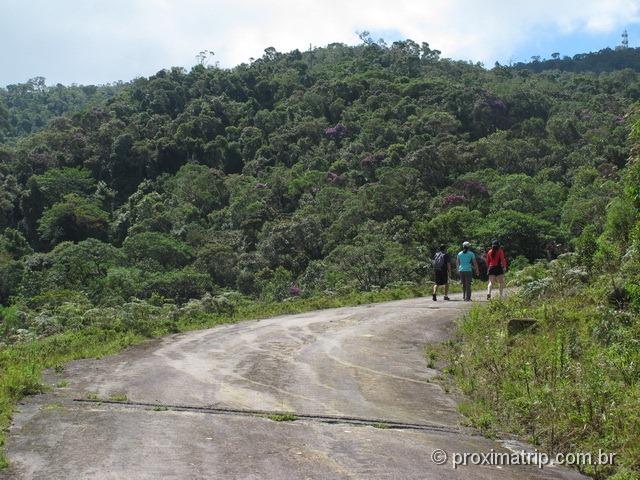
[1,0,640,87]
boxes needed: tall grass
[448,293,640,479]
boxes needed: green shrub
[122,232,193,271]
[450,293,640,478]
[141,268,210,304]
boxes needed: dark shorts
[488,265,504,277]
[434,269,449,285]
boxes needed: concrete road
[3,293,586,479]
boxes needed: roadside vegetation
[448,132,640,479]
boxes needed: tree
[417,207,481,252]
[0,228,32,258]
[0,100,9,140]
[37,194,109,246]
[475,210,561,261]
[166,163,227,213]
[0,247,22,304]
[46,239,122,293]
[324,233,417,290]
[194,241,239,287]
[29,167,96,207]
[142,268,210,303]
[122,232,193,270]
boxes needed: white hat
[462,241,471,247]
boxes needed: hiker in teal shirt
[457,241,479,301]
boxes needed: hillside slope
[0,41,636,319]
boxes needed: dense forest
[514,46,640,73]
[0,39,638,339]
[0,77,121,142]
[1,38,639,477]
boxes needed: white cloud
[1,0,639,85]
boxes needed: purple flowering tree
[442,194,466,207]
[454,179,489,197]
[289,284,302,296]
[324,123,348,140]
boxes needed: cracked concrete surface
[2,293,586,479]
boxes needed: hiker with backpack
[432,245,451,301]
[486,240,508,299]
[457,241,480,302]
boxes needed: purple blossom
[454,179,489,196]
[597,163,618,178]
[490,98,506,110]
[326,171,346,185]
[289,284,302,296]
[443,194,466,206]
[324,123,348,140]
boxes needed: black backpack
[432,251,446,270]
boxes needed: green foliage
[122,232,192,270]
[193,241,239,287]
[323,233,418,291]
[449,118,640,479]
[29,167,96,207]
[265,412,297,422]
[258,266,294,301]
[0,254,22,305]
[475,210,560,261]
[37,194,109,246]
[451,294,640,479]
[0,43,635,308]
[0,78,120,141]
[561,166,618,238]
[165,163,228,213]
[141,268,210,304]
[45,239,122,293]
[0,229,32,259]
[513,47,640,74]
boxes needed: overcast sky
[1,0,639,87]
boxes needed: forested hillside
[514,46,640,73]
[0,77,121,142]
[0,39,637,341]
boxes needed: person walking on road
[457,241,479,301]
[486,240,508,299]
[432,244,451,301]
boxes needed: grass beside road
[444,293,640,480]
[0,280,486,468]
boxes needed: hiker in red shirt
[486,240,507,299]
